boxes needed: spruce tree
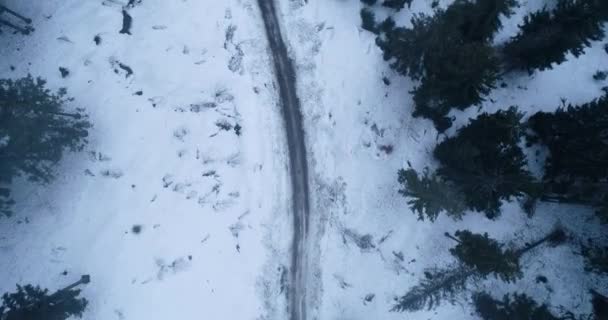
[434,107,539,218]
[0,276,90,320]
[582,242,608,275]
[447,230,520,282]
[473,292,561,320]
[360,8,378,33]
[528,96,608,221]
[382,0,412,10]
[376,0,516,131]
[504,0,608,72]
[360,0,377,5]
[392,229,565,312]
[397,168,466,221]
[0,76,91,215]
[591,290,608,320]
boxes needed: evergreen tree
[447,230,520,282]
[360,8,378,33]
[528,96,608,222]
[0,76,91,215]
[360,0,377,5]
[392,229,565,312]
[397,168,466,221]
[504,0,608,72]
[473,292,561,320]
[591,290,608,320]
[382,0,412,10]
[582,242,608,275]
[392,266,473,312]
[434,107,539,218]
[377,0,516,131]
[0,276,90,320]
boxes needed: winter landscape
[0,0,606,319]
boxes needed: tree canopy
[0,76,91,215]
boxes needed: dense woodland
[361,0,608,318]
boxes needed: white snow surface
[0,0,608,320]
[0,0,292,319]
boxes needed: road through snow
[257,1,310,320]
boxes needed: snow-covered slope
[0,0,293,319]
[277,0,608,319]
[1,0,607,319]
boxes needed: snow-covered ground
[1,0,607,319]
[277,0,608,319]
[0,1,293,319]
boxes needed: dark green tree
[0,76,91,215]
[382,0,412,10]
[392,228,566,312]
[447,230,520,282]
[397,168,466,221]
[360,0,377,5]
[0,276,90,320]
[528,96,608,222]
[473,292,561,320]
[434,107,539,218]
[504,0,608,72]
[377,0,517,131]
[581,242,608,275]
[591,290,608,320]
[360,8,378,33]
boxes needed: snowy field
[0,0,607,319]
[0,0,293,319]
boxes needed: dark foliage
[0,284,87,320]
[393,229,565,312]
[361,0,377,5]
[528,96,608,221]
[377,0,517,130]
[0,76,91,215]
[397,168,466,221]
[504,0,608,72]
[473,292,561,320]
[591,290,608,320]
[360,8,377,33]
[582,242,608,275]
[434,107,539,218]
[448,230,520,281]
[392,266,473,312]
[382,0,412,10]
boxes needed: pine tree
[0,276,90,320]
[504,0,608,72]
[376,0,516,131]
[392,266,473,312]
[528,96,608,221]
[392,229,565,312]
[582,242,608,275]
[0,76,91,215]
[434,107,539,218]
[360,0,377,5]
[360,8,377,33]
[397,168,466,221]
[591,290,608,320]
[473,292,561,320]
[447,230,520,282]
[382,0,412,10]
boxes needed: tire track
[257,1,310,320]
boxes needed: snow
[277,0,608,319]
[0,0,607,319]
[0,0,291,319]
